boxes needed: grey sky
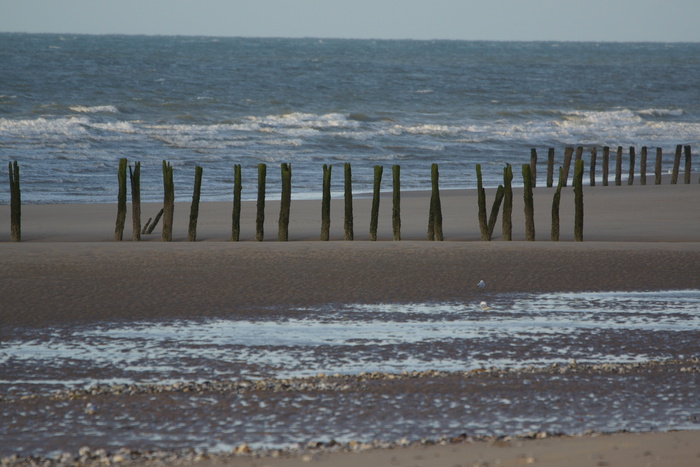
[2,0,699,42]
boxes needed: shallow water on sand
[1,290,699,457]
[2,290,698,394]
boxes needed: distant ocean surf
[1,34,698,203]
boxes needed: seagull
[84,402,96,415]
[477,280,485,289]
[479,301,491,310]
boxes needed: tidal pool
[2,289,698,395]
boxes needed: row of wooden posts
[531,144,694,188]
[3,144,694,242]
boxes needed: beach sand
[1,182,699,465]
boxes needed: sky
[1,0,699,42]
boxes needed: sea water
[1,34,699,204]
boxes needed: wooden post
[530,148,537,188]
[522,164,535,241]
[232,164,242,241]
[546,148,554,188]
[551,167,563,242]
[672,144,682,184]
[392,164,401,241]
[161,160,174,242]
[8,161,21,242]
[476,164,488,241]
[655,148,662,185]
[486,185,504,241]
[187,166,203,242]
[502,163,513,241]
[114,158,128,241]
[562,147,573,187]
[615,146,623,186]
[344,163,353,241]
[574,159,584,242]
[602,146,609,187]
[589,147,597,187]
[129,162,141,241]
[574,146,583,185]
[369,165,383,241]
[146,208,164,234]
[320,164,331,241]
[278,163,292,241]
[627,146,636,185]
[684,145,692,184]
[640,147,647,186]
[256,163,266,242]
[427,163,443,241]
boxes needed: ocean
[1,34,699,204]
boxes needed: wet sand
[1,182,699,465]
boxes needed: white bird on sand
[477,280,485,289]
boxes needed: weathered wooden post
[344,163,353,241]
[640,147,647,185]
[146,208,164,234]
[602,146,610,187]
[522,164,535,241]
[574,159,584,242]
[427,163,443,241]
[256,163,266,242]
[369,165,383,241]
[502,163,513,241]
[392,164,401,241]
[546,148,554,188]
[278,163,292,241]
[589,147,597,187]
[114,158,128,241]
[615,146,623,186]
[627,146,636,185]
[187,165,203,242]
[476,164,488,241]
[129,162,141,241]
[530,148,537,187]
[232,164,242,241]
[684,145,692,184]
[672,145,682,184]
[320,164,332,241]
[486,185,504,241]
[8,161,21,242]
[551,167,563,241]
[562,147,573,187]
[574,146,583,166]
[655,148,662,185]
[162,160,174,242]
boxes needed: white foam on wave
[69,105,119,114]
[0,116,90,138]
[248,112,361,130]
[638,108,684,117]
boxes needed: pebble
[2,357,698,467]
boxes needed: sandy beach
[1,182,699,466]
